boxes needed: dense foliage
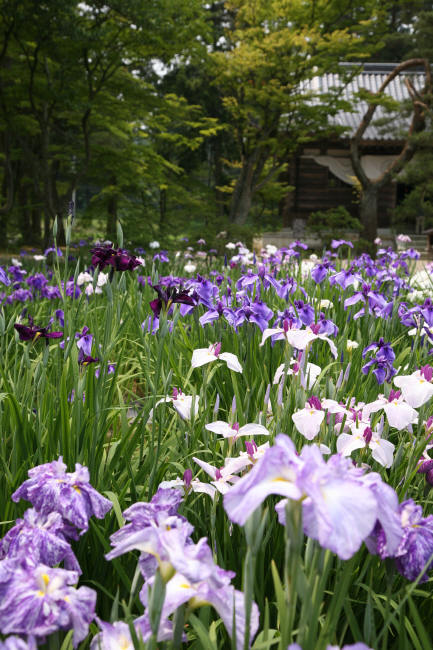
[2,1,433,246]
[0,224,433,648]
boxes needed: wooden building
[279,63,427,233]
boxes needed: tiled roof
[309,63,428,142]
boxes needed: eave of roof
[310,62,428,142]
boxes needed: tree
[349,58,432,241]
[208,0,388,225]
[0,0,213,246]
[391,10,433,230]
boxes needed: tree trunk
[212,138,226,217]
[31,207,41,246]
[359,184,378,242]
[159,188,166,228]
[229,158,256,225]
[18,184,31,236]
[0,171,8,244]
[106,176,117,241]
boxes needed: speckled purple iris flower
[0,560,95,646]
[12,458,112,533]
[394,500,433,582]
[0,508,80,573]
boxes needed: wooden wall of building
[280,156,396,228]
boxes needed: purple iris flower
[7,289,33,304]
[44,246,63,257]
[64,280,81,298]
[55,310,64,327]
[362,359,396,384]
[94,363,116,379]
[0,266,11,286]
[153,251,169,263]
[311,263,329,284]
[237,267,280,293]
[318,312,338,336]
[0,636,37,649]
[290,240,308,250]
[238,298,274,331]
[362,338,395,363]
[421,298,433,327]
[14,321,63,343]
[361,338,396,383]
[294,300,315,326]
[191,278,219,308]
[0,508,80,573]
[329,265,360,290]
[224,435,403,561]
[0,559,95,646]
[199,298,235,327]
[8,267,27,283]
[399,303,419,328]
[394,500,433,582]
[402,248,420,260]
[417,457,433,486]
[75,327,93,356]
[40,285,62,300]
[344,283,389,320]
[12,458,112,533]
[26,274,47,291]
[272,308,302,330]
[276,276,298,299]
[331,239,354,249]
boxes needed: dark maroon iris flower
[90,245,142,272]
[149,284,195,317]
[78,350,100,366]
[14,322,63,342]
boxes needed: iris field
[1,223,433,650]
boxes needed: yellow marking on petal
[310,410,315,415]
[42,573,50,586]
[33,331,42,341]
[272,477,288,482]
[73,485,81,494]
[180,582,192,589]
[36,590,45,597]
[64,596,70,602]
